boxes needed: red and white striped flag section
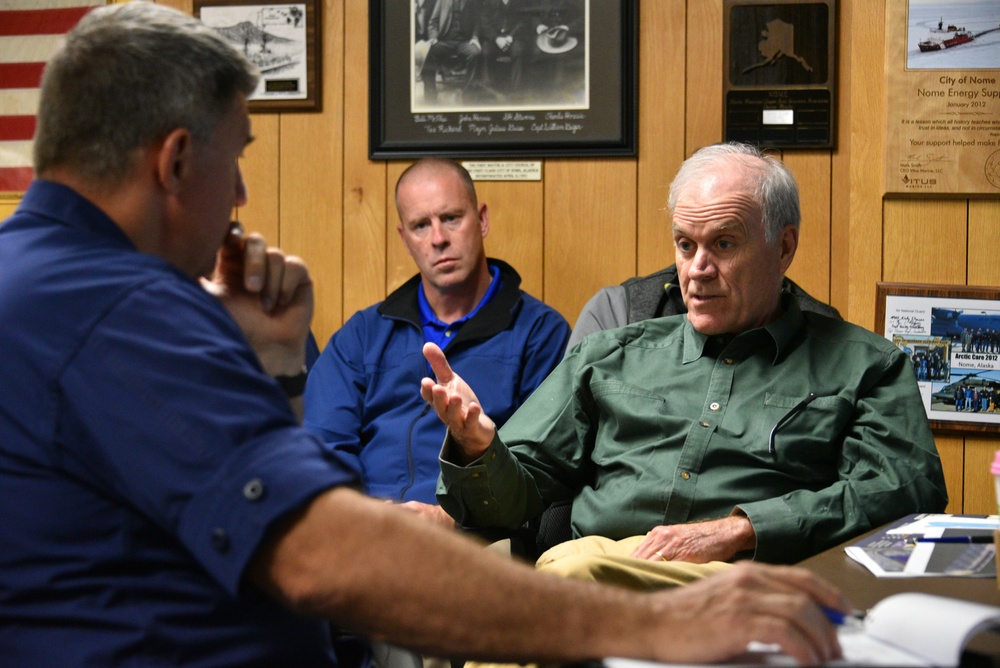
[1,0,102,193]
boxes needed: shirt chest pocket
[588,380,687,463]
[754,393,854,465]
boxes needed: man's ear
[154,128,193,194]
[478,202,490,239]
[778,225,798,273]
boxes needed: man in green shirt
[421,142,947,582]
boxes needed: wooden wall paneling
[240,115,280,243]
[882,200,967,284]
[685,0,724,154]
[386,161,414,295]
[966,201,1000,513]
[844,0,885,330]
[969,200,1000,286]
[473,180,545,298]
[278,0,345,346]
[782,151,832,303]
[0,201,17,222]
[636,0,687,277]
[828,0,853,316]
[543,159,637,326]
[827,182,850,312]
[884,199,969,515]
[883,200,966,510]
[935,434,965,514]
[964,436,997,514]
[342,0,387,336]
[160,1,188,14]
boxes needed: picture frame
[368,0,637,159]
[875,282,1000,434]
[194,0,321,113]
[882,0,1000,197]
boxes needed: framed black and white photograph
[194,0,321,112]
[875,282,1000,434]
[369,0,637,159]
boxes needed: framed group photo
[194,0,321,112]
[369,0,637,159]
[875,282,1000,434]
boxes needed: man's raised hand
[421,342,495,463]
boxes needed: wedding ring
[655,550,667,561]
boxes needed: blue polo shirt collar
[418,264,502,350]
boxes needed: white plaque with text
[884,0,1000,196]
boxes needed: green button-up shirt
[438,300,948,563]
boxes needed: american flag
[1,0,102,192]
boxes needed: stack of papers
[844,513,999,578]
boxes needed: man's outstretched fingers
[423,342,454,383]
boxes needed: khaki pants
[464,535,732,668]
[535,534,731,590]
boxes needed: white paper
[604,593,1000,667]
[886,515,1000,535]
[860,593,1000,667]
[845,514,997,578]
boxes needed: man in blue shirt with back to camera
[0,4,854,666]
[304,157,569,530]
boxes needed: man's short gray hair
[33,1,259,186]
[667,142,800,244]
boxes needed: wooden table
[798,525,1000,665]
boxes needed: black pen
[916,536,994,544]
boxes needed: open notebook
[604,593,1000,667]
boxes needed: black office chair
[533,500,573,557]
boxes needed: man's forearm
[250,487,661,662]
[250,487,846,665]
[437,433,548,530]
[726,511,758,555]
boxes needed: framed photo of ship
[906,6,995,69]
[368,0,638,159]
[883,0,1000,196]
[723,0,838,149]
[876,282,1000,434]
[194,0,321,113]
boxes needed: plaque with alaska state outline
[723,0,837,149]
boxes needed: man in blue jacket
[304,158,569,528]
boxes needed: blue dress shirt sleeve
[60,279,357,595]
